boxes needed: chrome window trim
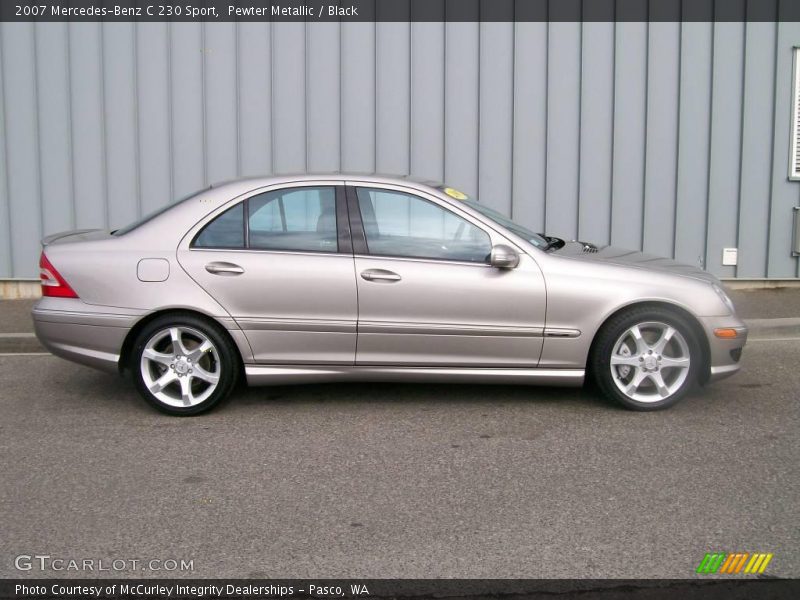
[352,253,493,269]
[187,247,349,259]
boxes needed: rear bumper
[32,298,138,374]
[698,315,748,383]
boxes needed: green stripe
[697,553,727,574]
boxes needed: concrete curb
[0,333,43,354]
[744,318,800,339]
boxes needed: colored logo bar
[697,552,773,574]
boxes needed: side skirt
[244,365,585,386]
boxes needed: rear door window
[248,187,337,253]
[192,203,245,248]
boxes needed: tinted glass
[460,198,549,248]
[356,188,491,263]
[113,189,206,236]
[248,187,337,252]
[193,203,244,248]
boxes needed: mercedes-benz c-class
[32,175,747,415]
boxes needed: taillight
[39,252,78,298]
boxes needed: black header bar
[2,579,800,600]
[0,0,796,23]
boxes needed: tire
[590,306,701,411]
[131,313,240,416]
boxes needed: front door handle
[205,262,245,276]
[360,268,402,282]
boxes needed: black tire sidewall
[591,307,701,411]
[131,314,239,416]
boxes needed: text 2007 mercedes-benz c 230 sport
[32,174,747,415]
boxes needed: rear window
[112,189,207,236]
[193,203,245,248]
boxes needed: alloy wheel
[609,321,691,403]
[139,326,221,408]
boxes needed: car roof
[116,174,455,242]
[208,172,445,192]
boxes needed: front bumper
[32,298,139,374]
[698,315,748,383]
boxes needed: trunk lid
[42,229,112,246]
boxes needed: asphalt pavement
[0,289,798,578]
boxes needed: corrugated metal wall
[2,9,800,279]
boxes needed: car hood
[552,242,719,283]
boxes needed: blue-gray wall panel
[545,20,580,239]
[204,22,239,183]
[444,20,479,198]
[1,23,42,277]
[511,22,548,231]
[707,21,746,279]
[738,20,777,277]
[610,22,647,250]
[0,20,798,279]
[642,22,680,258]
[376,19,410,176]
[136,23,171,214]
[35,23,74,236]
[340,22,375,172]
[511,20,547,231]
[102,22,139,227]
[170,23,205,196]
[411,19,445,183]
[271,22,307,173]
[674,21,712,270]
[0,31,11,276]
[578,20,614,245]
[307,23,341,173]
[69,23,107,229]
[478,20,514,215]
[237,22,272,178]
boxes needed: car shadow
[61,367,621,417]
[230,380,603,411]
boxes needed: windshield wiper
[540,235,565,251]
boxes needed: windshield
[436,185,550,248]
[459,198,549,249]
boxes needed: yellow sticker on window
[443,187,468,200]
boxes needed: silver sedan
[32,174,747,415]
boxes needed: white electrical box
[722,248,738,266]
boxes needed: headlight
[712,283,735,313]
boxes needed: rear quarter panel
[39,183,269,362]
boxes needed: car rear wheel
[131,314,239,415]
[591,307,700,410]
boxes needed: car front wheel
[131,314,239,415]
[591,307,700,410]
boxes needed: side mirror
[489,244,520,269]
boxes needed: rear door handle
[205,262,245,276]
[360,268,402,282]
